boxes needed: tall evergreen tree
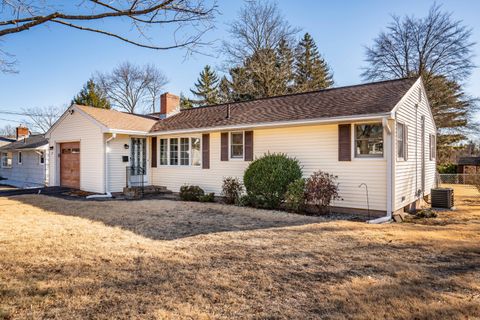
[72,79,111,109]
[228,66,255,102]
[294,33,334,92]
[243,48,286,98]
[276,38,295,94]
[190,65,220,106]
[218,76,232,103]
[179,93,194,110]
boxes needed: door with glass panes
[130,138,147,186]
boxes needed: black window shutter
[338,124,351,161]
[151,137,157,168]
[221,132,229,161]
[202,134,210,169]
[244,131,254,161]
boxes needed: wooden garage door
[60,142,80,189]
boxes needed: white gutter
[148,113,391,136]
[86,133,116,199]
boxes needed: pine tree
[190,65,220,106]
[423,74,477,163]
[294,33,334,92]
[243,48,285,98]
[72,79,111,109]
[228,66,255,102]
[218,76,232,103]
[276,38,295,93]
[180,93,194,110]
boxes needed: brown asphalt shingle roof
[76,105,158,132]
[150,77,418,133]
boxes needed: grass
[0,185,479,319]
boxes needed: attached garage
[46,104,157,194]
[60,142,80,189]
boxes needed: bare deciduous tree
[362,3,478,161]
[362,4,475,82]
[223,0,299,65]
[22,106,64,133]
[0,124,16,137]
[0,0,217,72]
[144,64,169,114]
[96,62,168,114]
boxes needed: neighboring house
[457,156,480,174]
[0,136,15,148]
[46,77,437,217]
[0,127,49,188]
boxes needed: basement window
[355,123,384,158]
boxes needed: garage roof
[75,105,158,133]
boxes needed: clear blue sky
[1,0,479,132]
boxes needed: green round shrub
[243,153,302,209]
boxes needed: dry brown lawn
[1,186,479,319]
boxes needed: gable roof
[75,105,158,133]
[0,134,48,151]
[150,77,419,133]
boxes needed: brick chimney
[16,126,30,140]
[160,93,180,118]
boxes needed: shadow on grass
[9,194,332,241]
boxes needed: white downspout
[87,133,116,199]
[368,117,394,224]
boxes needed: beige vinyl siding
[106,134,130,193]
[394,80,436,210]
[48,110,105,193]
[106,135,151,192]
[152,124,388,211]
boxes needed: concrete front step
[123,185,172,199]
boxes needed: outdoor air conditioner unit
[431,188,454,209]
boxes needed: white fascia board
[46,105,109,137]
[147,112,391,136]
[390,77,421,118]
[106,129,149,135]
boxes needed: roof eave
[148,112,392,136]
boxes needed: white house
[0,127,49,188]
[46,77,436,219]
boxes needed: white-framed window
[354,123,384,158]
[180,138,189,166]
[1,152,12,168]
[161,137,201,167]
[159,138,168,165]
[397,122,405,160]
[18,151,22,164]
[430,134,436,160]
[230,132,244,159]
[39,151,45,165]
[169,138,178,165]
